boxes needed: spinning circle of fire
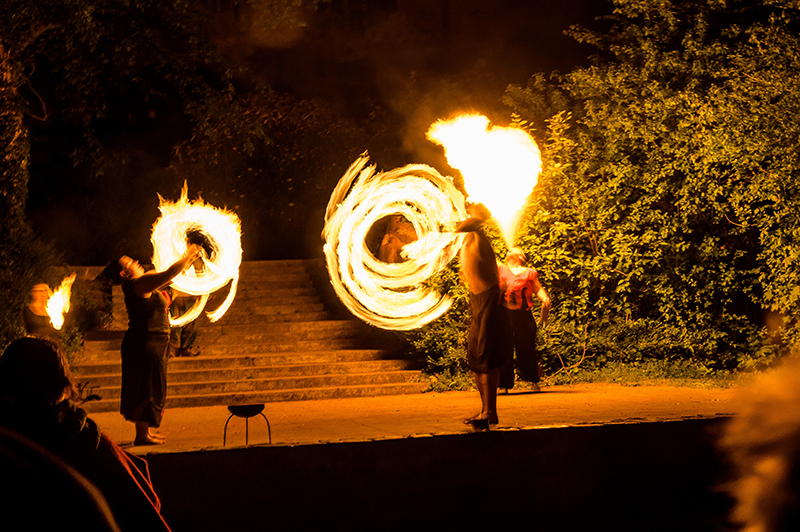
[151,182,242,327]
[323,155,467,330]
[324,114,541,330]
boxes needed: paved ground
[89,383,744,454]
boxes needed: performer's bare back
[459,228,499,295]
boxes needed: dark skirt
[120,331,169,427]
[467,286,513,373]
[500,308,540,389]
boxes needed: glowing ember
[323,155,466,330]
[151,182,242,326]
[426,114,542,247]
[46,273,76,330]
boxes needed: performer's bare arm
[532,276,551,324]
[132,245,202,297]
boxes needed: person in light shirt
[497,247,551,392]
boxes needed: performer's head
[507,247,526,267]
[29,283,51,306]
[102,255,143,285]
[0,337,77,406]
[466,202,491,221]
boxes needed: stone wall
[145,418,734,532]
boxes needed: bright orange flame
[426,114,542,247]
[151,182,242,326]
[322,155,466,330]
[46,273,76,330]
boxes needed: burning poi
[323,155,467,330]
[46,273,77,330]
[151,182,242,326]
[323,114,541,331]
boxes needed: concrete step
[200,311,333,325]
[80,339,374,364]
[200,339,370,355]
[80,322,369,357]
[201,319,363,335]
[81,381,428,413]
[198,321,366,343]
[213,302,326,316]
[232,287,318,299]
[74,349,398,376]
[219,296,323,310]
[76,359,413,387]
[82,369,421,401]
[238,259,307,271]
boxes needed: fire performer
[102,245,202,445]
[453,203,512,430]
[22,283,63,349]
[498,247,551,392]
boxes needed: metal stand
[223,404,271,446]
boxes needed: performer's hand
[185,243,203,260]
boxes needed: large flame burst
[46,273,76,330]
[323,155,466,330]
[151,182,242,326]
[426,114,541,248]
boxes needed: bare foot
[463,413,483,424]
[470,418,490,431]
[134,436,165,446]
[463,414,499,425]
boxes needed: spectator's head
[29,283,51,306]
[0,337,77,406]
[719,357,800,531]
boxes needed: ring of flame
[151,184,242,326]
[323,155,466,330]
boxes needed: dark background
[24,0,613,264]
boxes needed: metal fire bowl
[227,404,265,418]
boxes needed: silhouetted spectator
[0,425,121,531]
[0,336,172,532]
[719,357,800,531]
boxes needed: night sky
[234,0,614,166]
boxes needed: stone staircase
[73,260,427,413]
